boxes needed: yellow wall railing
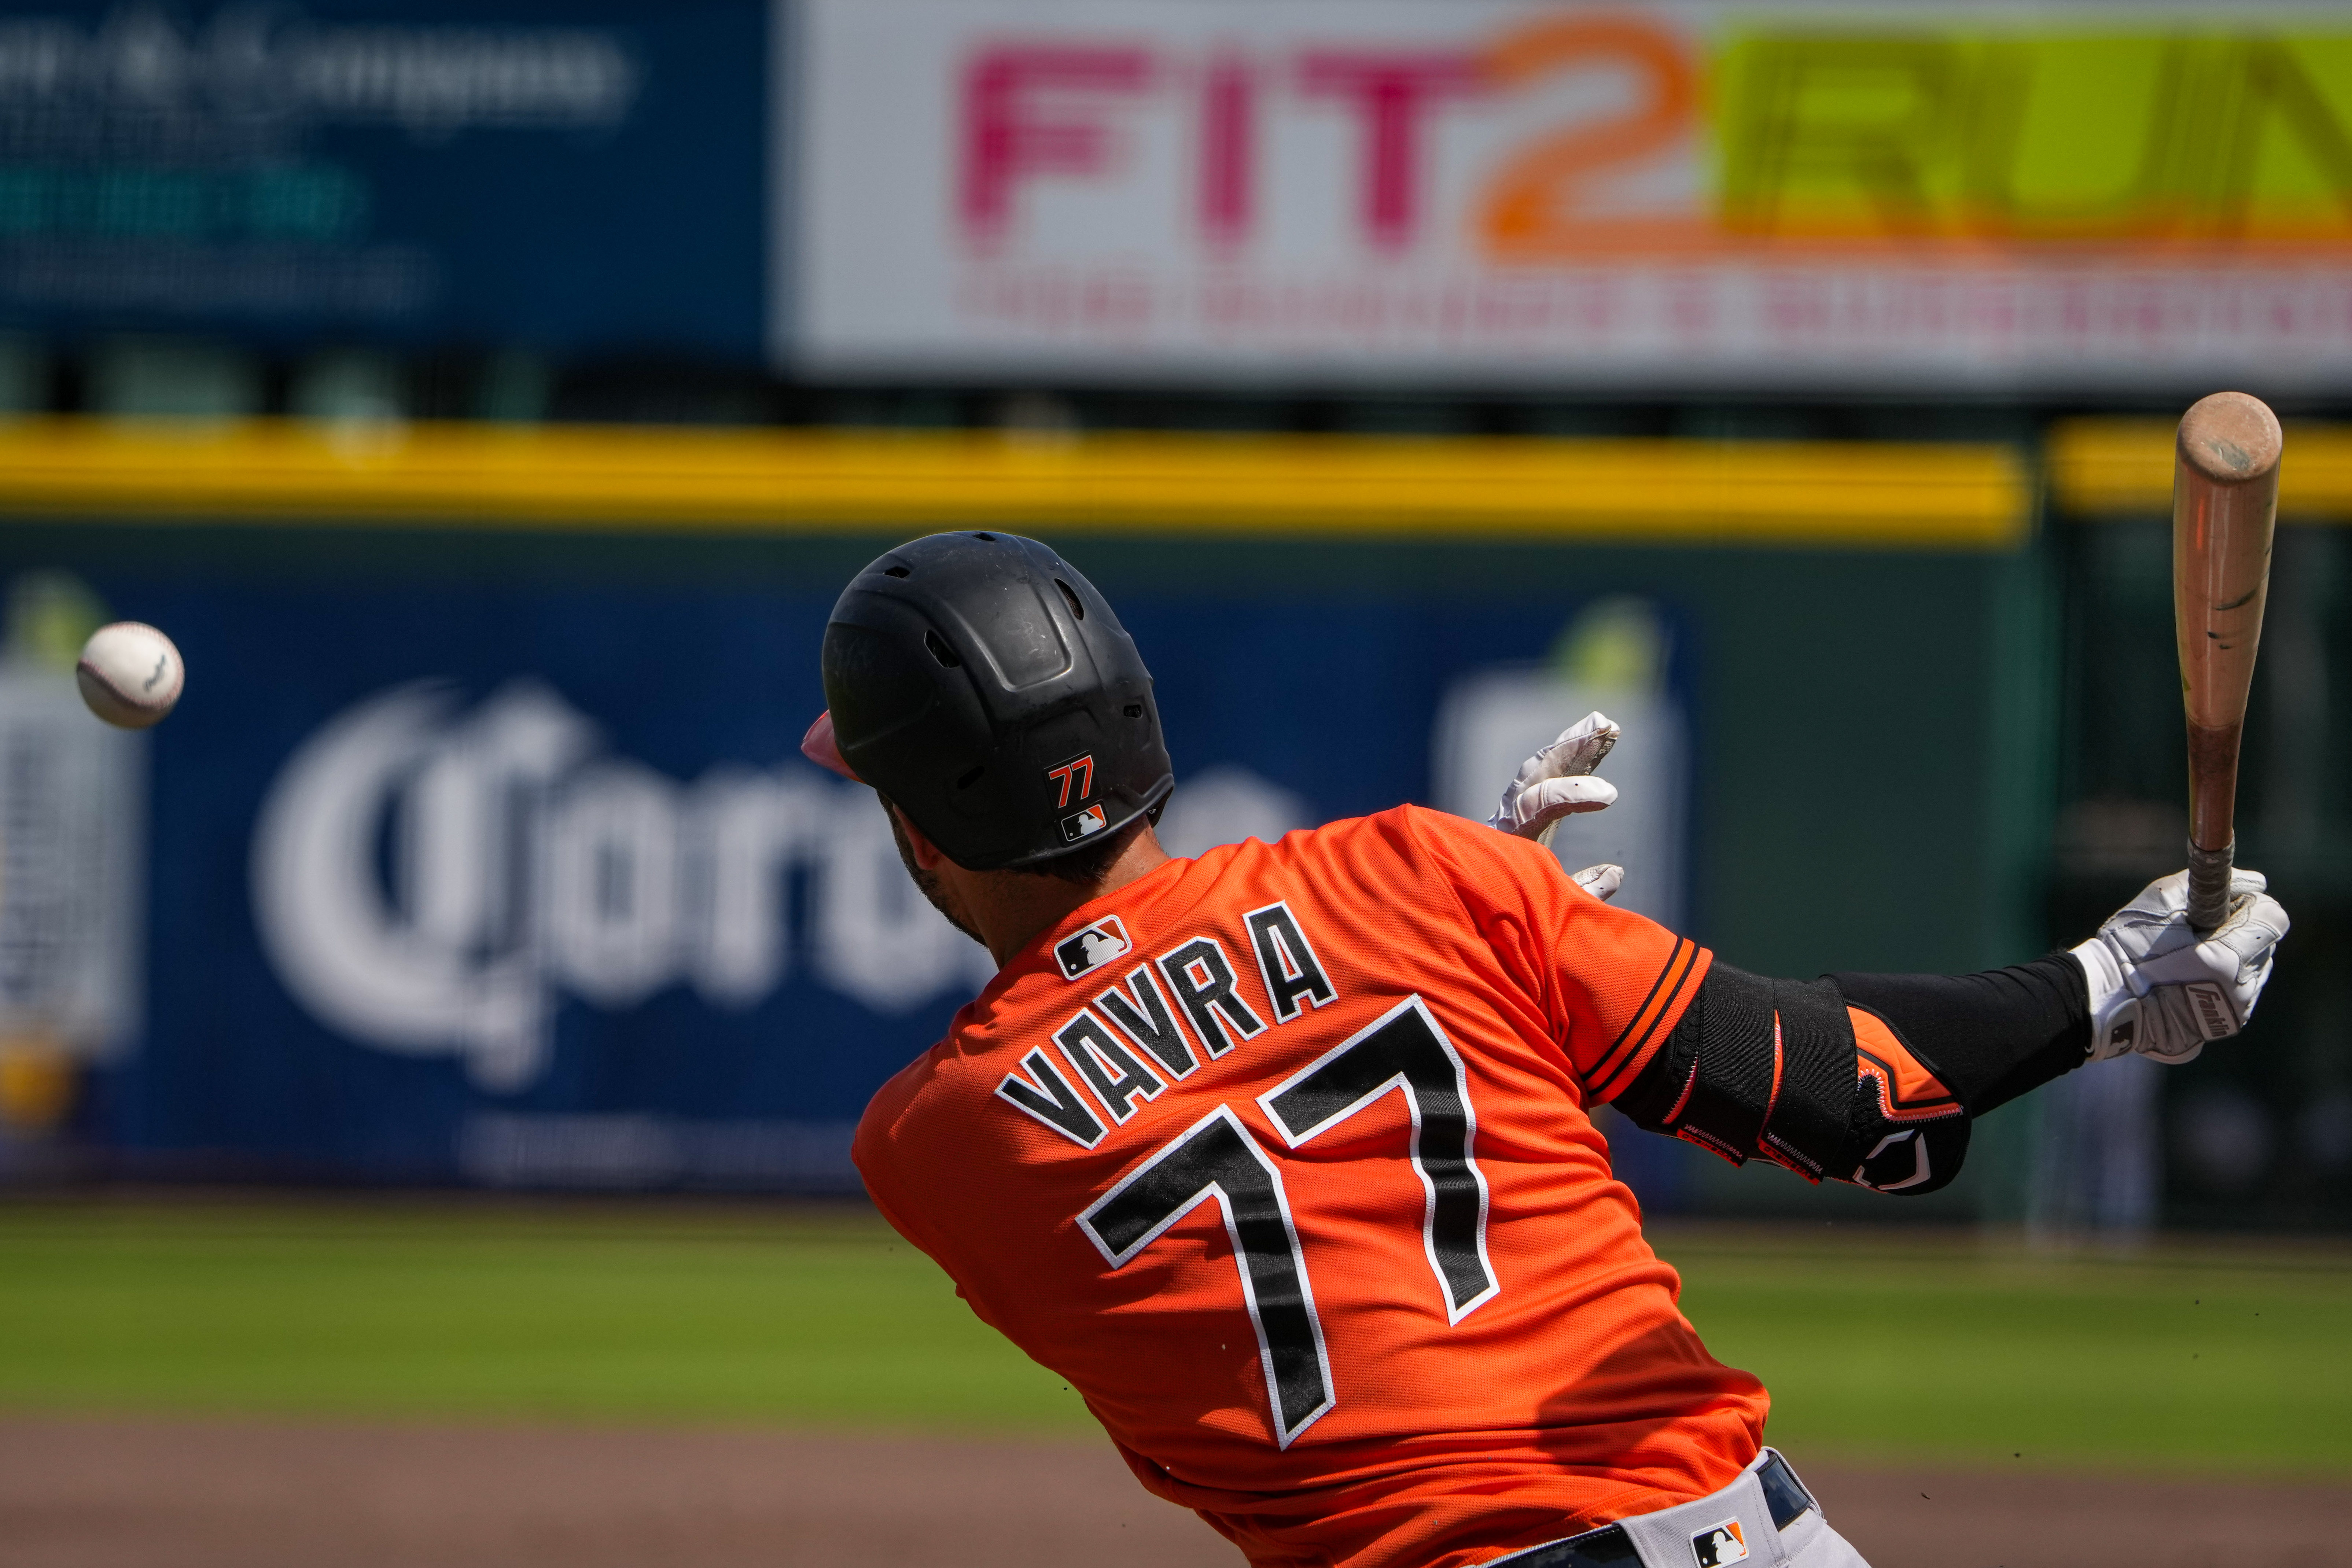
[2049,418,2352,521]
[0,418,2028,549]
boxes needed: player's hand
[2072,869,2289,1065]
[1489,711,1618,842]
[1571,863,1623,902]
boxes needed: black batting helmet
[805,532,1173,871]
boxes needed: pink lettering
[1199,54,1255,249]
[961,46,1153,246]
[1295,51,1482,251]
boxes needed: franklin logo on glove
[2073,869,2290,1065]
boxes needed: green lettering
[1959,39,2193,239]
[1721,36,1964,236]
[2210,39,2352,234]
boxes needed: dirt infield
[0,1418,2340,1568]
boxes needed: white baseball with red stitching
[76,621,184,729]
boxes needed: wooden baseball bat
[2172,391,2282,932]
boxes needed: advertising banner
[41,560,1686,1192]
[789,0,2352,389]
[0,1,764,356]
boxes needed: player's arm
[1604,958,2054,1193]
[1483,722,1972,1190]
[1602,876,2289,1195]
[1485,725,2289,1194]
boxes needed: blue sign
[0,1,763,355]
[61,549,1692,1199]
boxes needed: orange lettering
[1476,17,1703,261]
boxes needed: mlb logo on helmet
[1691,1519,1749,1567]
[1050,751,1108,844]
[1054,914,1132,981]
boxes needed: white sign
[250,678,1315,1092]
[1435,673,1687,935]
[787,0,2352,389]
[250,680,998,1090]
[0,669,144,1059]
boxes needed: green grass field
[0,1201,2341,1474]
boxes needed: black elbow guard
[1611,964,1969,1196]
[1845,1100,1969,1195]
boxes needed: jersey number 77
[1078,996,1498,1448]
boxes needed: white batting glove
[1571,863,1624,902]
[2071,869,2289,1065]
[1488,711,1622,901]
[1490,711,1619,838]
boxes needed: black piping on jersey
[1608,962,1990,1196]
[1589,936,1703,1101]
[1608,956,2105,1196]
[1610,964,1864,1183]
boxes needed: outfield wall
[0,421,2075,1218]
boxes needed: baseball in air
[76,622,184,729]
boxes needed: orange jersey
[856,805,1768,1568]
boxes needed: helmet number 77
[1049,755,1094,807]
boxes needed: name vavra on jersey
[997,900,1336,1148]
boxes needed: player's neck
[961,826,1172,967]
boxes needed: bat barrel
[2173,390,2281,932]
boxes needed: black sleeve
[1830,954,2090,1116]
[1605,953,2091,1197]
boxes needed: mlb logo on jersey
[1061,803,1108,843]
[1055,915,1133,981]
[1691,1519,1749,1566]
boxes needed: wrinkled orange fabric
[857,806,1766,1568]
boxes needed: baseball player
[803,532,2288,1568]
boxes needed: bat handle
[2186,836,2235,933]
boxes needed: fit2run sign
[786,0,2352,392]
